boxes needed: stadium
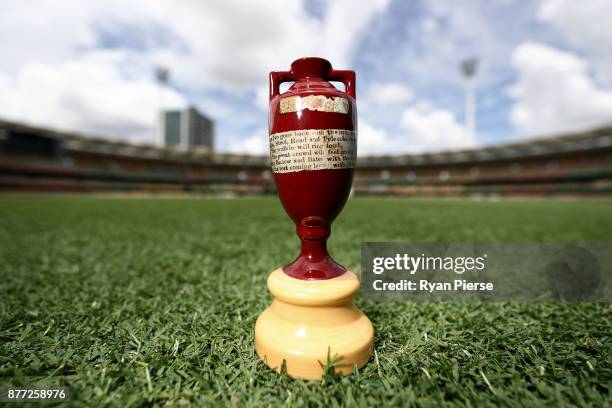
[1,1,611,406]
[1,115,611,405]
[1,118,611,197]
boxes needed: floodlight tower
[154,66,170,146]
[460,58,478,139]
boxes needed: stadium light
[154,66,170,146]
[460,58,478,139]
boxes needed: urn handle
[327,70,356,99]
[269,71,294,100]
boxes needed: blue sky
[0,0,611,155]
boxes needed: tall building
[158,107,214,150]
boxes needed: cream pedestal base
[255,268,374,380]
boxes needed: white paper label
[270,129,356,173]
[279,95,349,114]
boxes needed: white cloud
[400,0,540,88]
[400,104,476,152]
[318,0,390,68]
[152,0,389,92]
[227,128,268,155]
[254,86,270,111]
[367,83,413,105]
[421,18,439,33]
[358,104,476,155]
[358,120,394,155]
[0,0,391,142]
[0,1,97,75]
[539,0,612,84]
[0,50,186,143]
[509,42,612,136]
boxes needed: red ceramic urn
[269,57,357,280]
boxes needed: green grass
[0,196,610,407]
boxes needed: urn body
[269,57,357,280]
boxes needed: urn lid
[291,57,332,78]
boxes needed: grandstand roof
[2,118,611,168]
[0,119,268,167]
[358,126,612,167]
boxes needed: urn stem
[299,235,329,262]
[283,223,346,280]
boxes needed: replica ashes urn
[255,57,374,380]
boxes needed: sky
[1,0,611,155]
